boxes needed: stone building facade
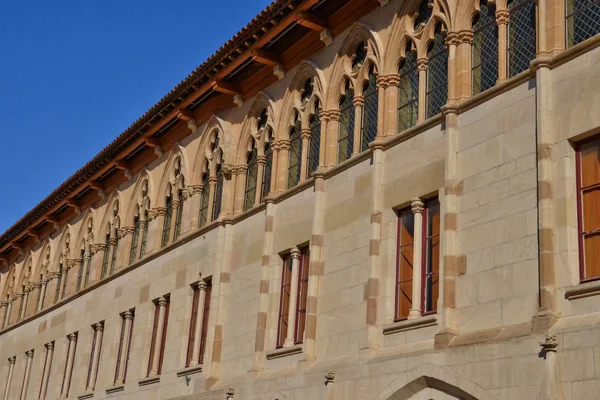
[0,0,599,398]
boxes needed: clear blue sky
[0,0,272,234]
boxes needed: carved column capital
[445,31,461,46]
[278,139,291,152]
[495,9,510,25]
[192,185,204,195]
[301,128,311,140]
[8,356,16,364]
[95,322,104,332]
[25,350,34,358]
[540,335,558,352]
[46,343,54,350]
[327,110,341,122]
[325,370,335,385]
[411,198,425,214]
[181,188,191,200]
[197,280,208,291]
[157,296,168,307]
[457,30,474,44]
[290,246,301,260]
[353,96,365,108]
[417,58,429,71]
[124,310,133,320]
[257,155,267,165]
[153,207,167,217]
[90,243,107,254]
[66,258,81,269]
[209,176,218,186]
[67,333,77,342]
[376,75,389,89]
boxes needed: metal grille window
[244,145,258,211]
[76,250,85,292]
[398,48,419,132]
[361,70,378,152]
[508,0,536,76]
[198,173,210,228]
[212,165,224,221]
[566,0,600,47]
[307,107,321,178]
[287,116,302,189]
[140,211,149,258]
[162,195,172,248]
[110,233,119,275]
[174,190,184,240]
[426,31,448,119]
[101,234,110,279]
[472,0,498,95]
[338,83,355,163]
[262,137,273,201]
[129,216,140,265]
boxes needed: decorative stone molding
[66,258,81,269]
[445,31,460,46]
[197,280,208,291]
[411,198,425,214]
[181,188,191,200]
[301,128,311,140]
[352,96,365,108]
[46,342,54,350]
[257,155,267,165]
[277,139,291,152]
[540,335,558,352]
[95,322,104,332]
[417,58,429,71]
[153,207,167,218]
[376,75,389,89]
[117,227,134,239]
[458,30,474,45]
[192,185,204,195]
[290,246,301,260]
[325,370,335,385]
[158,296,168,307]
[495,9,510,25]
[90,243,107,254]
[327,110,341,122]
[124,310,133,320]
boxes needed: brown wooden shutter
[579,140,600,279]
[425,198,440,313]
[147,302,160,376]
[186,287,200,367]
[295,249,310,344]
[276,256,292,348]
[396,209,415,320]
[158,299,170,374]
[199,283,212,364]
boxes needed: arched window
[507,0,536,76]
[307,102,321,178]
[287,113,302,189]
[472,0,498,95]
[244,144,258,211]
[361,66,378,151]
[426,29,448,119]
[212,164,224,221]
[101,232,110,279]
[566,0,600,47]
[174,187,185,240]
[198,172,210,227]
[338,82,355,163]
[398,46,419,132]
[130,214,140,265]
[162,192,173,248]
[76,249,85,292]
[262,134,274,201]
[140,210,149,257]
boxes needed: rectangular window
[114,310,134,384]
[276,247,310,347]
[395,198,440,320]
[147,296,170,376]
[395,209,415,320]
[577,138,600,281]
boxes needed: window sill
[383,315,438,335]
[105,385,124,395]
[266,344,303,360]
[77,392,94,400]
[138,375,160,386]
[176,365,203,377]
[565,280,600,300]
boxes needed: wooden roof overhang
[0,0,379,263]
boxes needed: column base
[408,309,422,320]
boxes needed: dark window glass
[361,69,378,151]
[426,30,448,118]
[398,47,419,132]
[472,0,498,95]
[338,83,355,163]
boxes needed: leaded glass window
[472,0,498,95]
[198,173,210,227]
[361,68,378,152]
[174,189,184,240]
[508,0,536,77]
[162,194,172,248]
[244,145,258,211]
[262,136,273,201]
[212,165,223,221]
[130,215,140,265]
[426,30,448,119]
[398,47,419,132]
[307,104,321,178]
[338,82,355,163]
[566,0,600,47]
[288,115,302,189]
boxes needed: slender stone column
[496,10,509,81]
[284,247,301,347]
[87,323,103,391]
[4,299,13,327]
[276,140,290,192]
[19,350,33,400]
[299,129,310,182]
[409,198,425,319]
[108,234,117,275]
[325,111,340,167]
[255,157,266,206]
[19,290,29,320]
[116,311,133,385]
[39,343,53,400]
[318,111,329,167]
[375,77,387,138]
[234,166,248,212]
[37,281,48,312]
[207,178,217,223]
[445,33,459,101]
[539,335,565,399]
[352,96,364,155]
[269,143,280,195]
[417,59,428,123]
[192,282,208,365]
[188,186,202,231]
[117,227,134,268]
[3,356,15,400]
[149,297,167,376]
[152,207,167,250]
[325,371,335,400]
[60,333,77,398]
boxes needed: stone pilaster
[2,356,15,400]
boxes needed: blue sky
[0,0,272,233]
